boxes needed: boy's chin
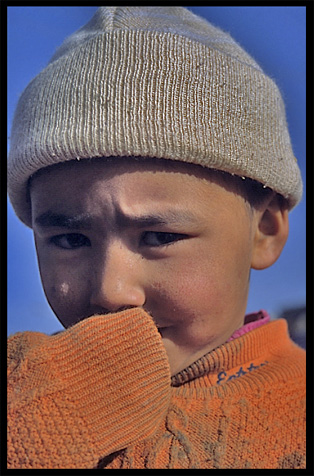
[159,332,208,377]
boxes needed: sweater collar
[171,317,289,388]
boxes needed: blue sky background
[7,6,306,336]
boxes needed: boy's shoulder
[244,318,306,392]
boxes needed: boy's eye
[50,233,91,249]
[141,231,186,247]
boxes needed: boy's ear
[251,194,289,270]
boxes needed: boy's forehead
[30,157,208,203]
[30,157,221,200]
[30,157,252,209]
[30,158,245,226]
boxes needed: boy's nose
[90,241,146,314]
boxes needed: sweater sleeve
[7,308,171,469]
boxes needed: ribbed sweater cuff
[8,308,171,468]
[57,309,171,451]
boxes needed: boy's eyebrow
[116,209,198,228]
[34,209,198,230]
[34,211,93,230]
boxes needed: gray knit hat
[8,6,302,226]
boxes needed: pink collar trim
[228,310,271,342]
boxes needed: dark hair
[205,169,287,211]
[233,175,274,209]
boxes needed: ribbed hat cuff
[8,30,302,226]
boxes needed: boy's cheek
[162,263,245,340]
[40,272,90,327]
[153,270,221,324]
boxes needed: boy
[7,7,305,469]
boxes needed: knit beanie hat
[8,7,302,226]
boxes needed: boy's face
[31,158,257,375]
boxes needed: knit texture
[7,309,306,469]
[8,7,302,226]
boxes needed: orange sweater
[7,308,305,469]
